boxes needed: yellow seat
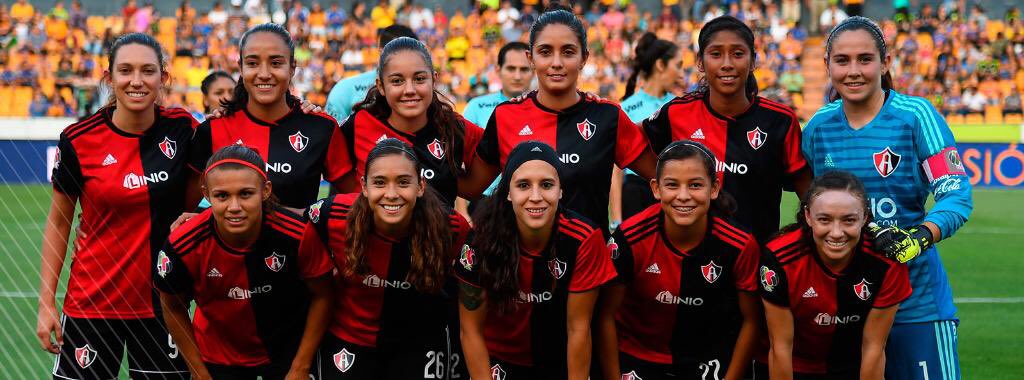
[946,114,964,125]
[185,91,205,111]
[0,87,14,116]
[1004,113,1022,124]
[964,113,984,125]
[984,105,1004,125]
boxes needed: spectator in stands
[10,0,33,25]
[29,91,49,117]
[820,1,848,35]
[497,1,520,42]
[1006,85,1023,115]
[371,0,396,30]
[208,1,227,26]
[779,62,804,95]
[47,95,74,117]
[963,86,987,113]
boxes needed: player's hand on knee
[170,212,199,232]
[36,303,62,354]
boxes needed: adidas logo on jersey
[102,154,117,166]
[803,287,818,298]
[646,263,661,274]
[690,128,705,139]
[235,139,244,145]
[376,134,388,143]
[824,154,836,168]
[207,268,223,278]
[518,125,534,136]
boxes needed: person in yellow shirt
[371,0,395,30]
[10,0,33,24]
[446,26,470,62]
[45,14,69,41]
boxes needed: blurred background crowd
[0,0,1021,125]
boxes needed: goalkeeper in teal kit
[802,16,973,380]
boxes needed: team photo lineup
[18,0,1013,378]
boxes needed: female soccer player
[458,141,617,380]
[189,23,353,210]
[602,141,760,380]
[614,32,683,224]
[802,16,973,380]
[299,138,471,379]
[337,37,482,206]
[759,171,911,379]
[642,15,810,242]
[465,5,658,233]
[38,33,195,379]
[200,70,235,115]
[156,145,334,379]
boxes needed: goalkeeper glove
[867,223,933,263]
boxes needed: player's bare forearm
[184,172,202,210]
[596,285,625,380]
[626,149,657,180]
[922,221,941,243]
[791,167,812,199]
[726,291,762,380]
[567,290,598,380]
[39,191,76,303]
[458,156,499,200]
[860,305,898,380]
[159,292,210,379]
[764,301,794,380]
[458,286,491,380]
[291,275,333,373]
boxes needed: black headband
[499,141,563,191]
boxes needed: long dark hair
[105,33,166,107]
[824,16,894,102]
[782,170,873,239]
[655,140,736,216]
[693,15,758,100]
[623,32,679,100]
[344,138,454,294]
[355,37,466,175]
[224,23,300,115]
[203,144,280,212]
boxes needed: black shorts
[621,352,753,380]
[751,360,848,380]
[316,329,466,380]
[52,316,188,380]
[622,173,657,221]
[619,352,676,379]
[205,362,289,380]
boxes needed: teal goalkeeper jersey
[802,90,973,323]
[620,89,674,176]
[325,69,377,123]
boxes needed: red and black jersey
[643,94,806,242]
[455,210,616,370]
[51,105,197,319]
[189,106,353,209]
[759,229,911,376]
[154,207,333,367]
[611,204,759,370]
[477,91,649,231]
[339,109,483,205]
[299,193,471,349]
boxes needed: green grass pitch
[0,184,1021,377]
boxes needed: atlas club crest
[548,258,567,279]
[427,138,445,160]
[333,348,355,372]
[701,260,723,284]
[577,119,596,141]
[75,344,98,368]
[746,127,767,150]
[265,252,286,272]
[491,364,507,380]
[873,147,901,177]
[159,137,177,159]
[854,279,872,301]
[288,131,309,153]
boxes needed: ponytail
[623,32,680,100]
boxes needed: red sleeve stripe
[172,229,212,256]
[65,117,106,141]
[624,218,659,246]
[161,107,193,117]
[775,246,807,264]
[758,98,798,118]
[557,220,589,242]
[268,219,304,240]
[563,217,595,236]
[670,93,701,105]
[64,112,105,137]
[711,228,746,250]
[268,212,305,234]
[169,215,211,248]
[711,218,752,243]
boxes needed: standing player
[759,171,911,379]
[38,33,194,379]
[337,37,482,206]
[802,16,972,380]
[602,141,760,380]
[465,6,658,234]
[325,24,418,123]
[642,15,810,242]
[614,32,682,224]
[189,23,353,209]
[156,145,334,379]
[300,139,471,379]
[461,41,534,203]
[458,141,617,380]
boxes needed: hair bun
[635,32,658,55]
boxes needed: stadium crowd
[0,0,1022,122]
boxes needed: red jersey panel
[155,207,332,367]
[643,94,806,241]
[477,91,650,231]
[611,204,759,369]
[51,106,197,319]
[455,210,616,369]
[759,229,911,376]
[190,106,352,209]
[299,193,471,349]
[339,109,483,205]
